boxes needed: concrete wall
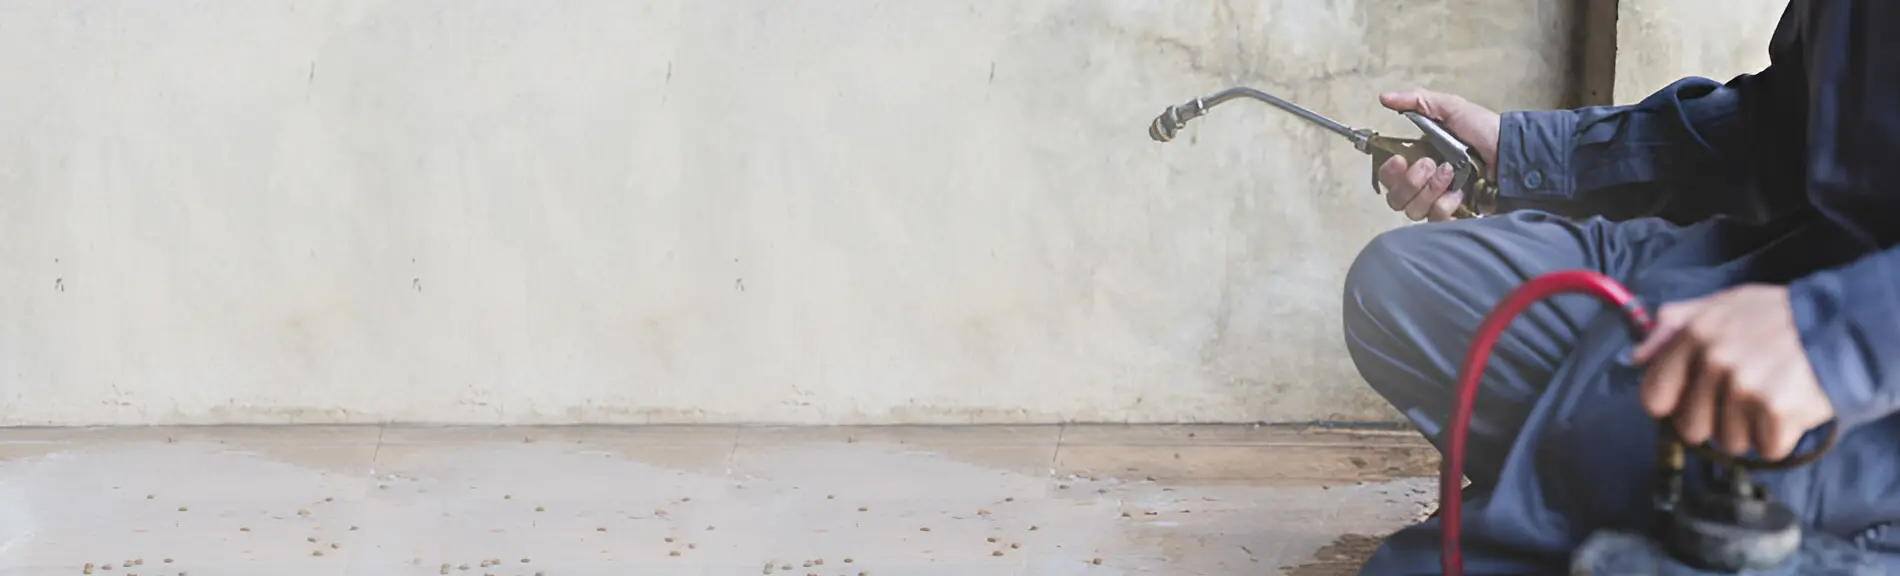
[1613,0,1782,104]
[0,1,1584,426]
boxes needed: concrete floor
[0,425,1437,575]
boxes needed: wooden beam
[1572,0,1621,107]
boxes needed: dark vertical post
[1571,0,1621,107]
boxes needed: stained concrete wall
[1613,1,1782,104]
[0,1,1582,425]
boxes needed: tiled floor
[0,425,1437,576]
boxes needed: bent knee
[1343,225,1446,314]
[1340,224,1491,362]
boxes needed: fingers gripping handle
[1364,138,1480,219]
[1401,112,1481,191]
[1363,136,1431,195]
[1364,113,1495,218]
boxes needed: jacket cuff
[1788,250,1900,430]
[1495,110,1578,207]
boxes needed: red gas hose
[1440,270,1653,576]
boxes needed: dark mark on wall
[413,278,422,293]
[308,62,316,84]
[55,278,63,292]
[734,278,745,292]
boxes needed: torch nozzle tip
[1150,106,1184,143]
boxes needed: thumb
[1632,299,1704,363]
[1379,89,1454,121]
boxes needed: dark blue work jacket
[1371,1,1900,573]
[1497,0,1898,448]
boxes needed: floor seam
[723,426,742,476]
[1050,423,1067,472]
[371,423,387,466]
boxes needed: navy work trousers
[1341,211,1900,574]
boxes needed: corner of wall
[1572,0,1620,107]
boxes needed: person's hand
[1375,89,1502,222]
[1631,284,1835,460]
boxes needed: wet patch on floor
[1282,533,1389,576]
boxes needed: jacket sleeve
[1790,250,1900,430]
[1487,0,1804,222]
[1489,72,1792,221]
[1786,0,1900,431]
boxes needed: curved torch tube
[1149,87,1357,143]
[1146,86,1491,219]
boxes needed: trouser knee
[1341,226,1437,361]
